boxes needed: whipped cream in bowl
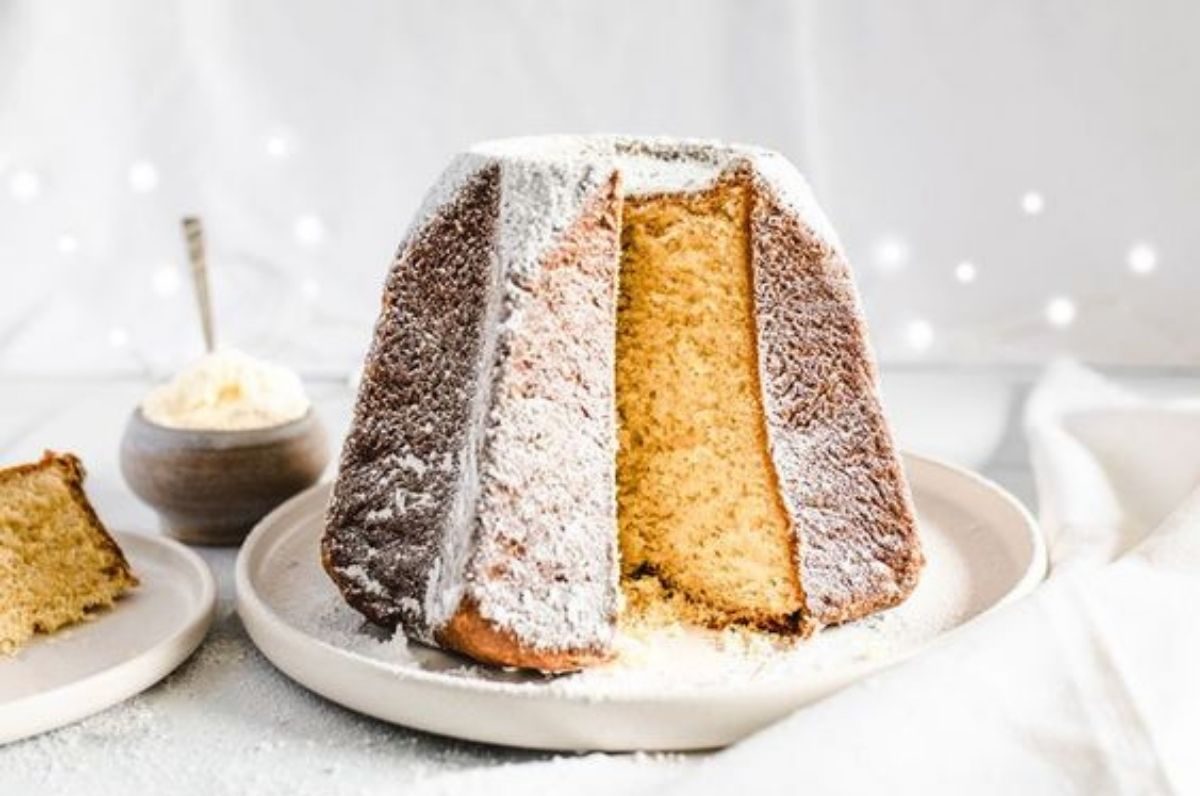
[141,349,310,431]
[121,350,330,545]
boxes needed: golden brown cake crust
[438,597,611,673]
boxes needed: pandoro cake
[322,136,923,672]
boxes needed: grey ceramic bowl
[120,408,330,545]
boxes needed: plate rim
[236,451,1047,705]
[0,531,217,746]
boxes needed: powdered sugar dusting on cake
[322,163,505,645]
[464,168,621,653]
[403,152,491,246]
[494,157,611,281]
[749,151,845,254]
[612,139,729,195]
[423,395,482,630]
[423,213,507,632]
[323,135,920,665]
[748,178,922,625]
[478,135,743,197]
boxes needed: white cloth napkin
[416,362,1200,795]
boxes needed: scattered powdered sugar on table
[1,468,1008,793]
[402,750,694,796]
[1,549,548,796]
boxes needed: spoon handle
[182,216,216,353]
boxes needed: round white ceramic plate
[237,452,1045,752]
[0,532,216,745]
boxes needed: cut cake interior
[617,180,806,631]
[0,452,138,653]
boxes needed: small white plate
[237,453,1045,752]
[0,532,216,745]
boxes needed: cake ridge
[422,165,507,634]
[454,164,620,656]
[746,177,922,625]
[323,163,504,643]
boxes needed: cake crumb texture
[616,182,804,631]
[0,452,138,653]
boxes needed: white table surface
[1,368,1192,793]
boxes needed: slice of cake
[323,136,923,672]
[0,452,138,653]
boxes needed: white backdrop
[1,0,1196,375]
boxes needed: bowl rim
[125,406,323,447]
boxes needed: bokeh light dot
[266,134,293,159]
[128,160,160,193]
[905,319,935,352]
[9,169,41,202]
[57,234,79,255]
[873,237,909,273]
[1127,242,1157,275]
[301,277,321,301]
[954,261,977,284]
[152,264,182,297]
[107,327,130,348]
[1045,296,1077,328]
[1021,191,1045,215]
[294,214,326,246]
